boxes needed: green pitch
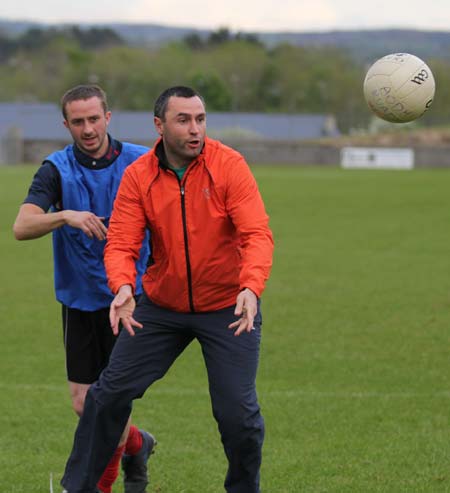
[1,164,450,492]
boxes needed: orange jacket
[104,137,274,313]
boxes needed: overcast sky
[1,1,450,32]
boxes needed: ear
[105,111,112,126]
[154,116,163,136]
[63,119,69,129]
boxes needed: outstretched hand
[228,288,257,337]
[109,285,143,336]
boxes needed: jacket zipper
[180,184,195,312]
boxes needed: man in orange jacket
[61,86,274,493]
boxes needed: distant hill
[0,19,210,45]
[259,29,450,63]
[1,19,450,62]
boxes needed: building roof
[0,102,339,142]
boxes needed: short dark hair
[61,84,108,119]
[154,86,205,120]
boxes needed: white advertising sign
[341,147,414,170]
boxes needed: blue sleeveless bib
[48,143,149,310]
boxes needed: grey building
[0,102,339,164]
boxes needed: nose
[189,121,200,135]
[83,121,95,135]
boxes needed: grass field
[1,164,450,492]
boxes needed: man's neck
[164,149,190,169]
[156,141,191,170]
[73,135,121,170]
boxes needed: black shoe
[122,430,157,493]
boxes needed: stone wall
[229,140,341,166]
[228,139,450,168]
[2,137,450,168]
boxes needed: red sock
[125,425,143,455]
[97,444,126,493]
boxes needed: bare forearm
[13,205,67,240]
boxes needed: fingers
[121,320,136,337]
[130,316,143,330]
[234,296,244,317]
[119,317,143,337]
[228,308,255,336]
[86,216,107,240]
[229,288,258,336]
[109,304,120,335]
[111,314,142,337]
[109,295,123,330]
[110,290,142,337]
[66,211,107,240]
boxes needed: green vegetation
[2,27,450,131]
[2,164,450,491]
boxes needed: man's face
[63,97,111,158]
[154,96,206,168]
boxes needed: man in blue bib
[13,84,156,493]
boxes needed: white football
[363,53,435,123]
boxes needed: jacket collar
[145,137,211,195]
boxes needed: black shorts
[62,305,117,384]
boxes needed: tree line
[1,26,449,131]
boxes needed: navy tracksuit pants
[62,294,264,493]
